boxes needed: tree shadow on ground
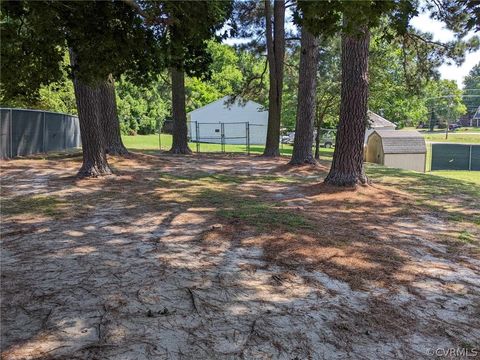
[1,153,479,359]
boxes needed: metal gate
[431,143,480,171]
[191,121,252,154]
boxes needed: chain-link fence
[0,108,81,159]
[431,143,480,171]
[190,121,260,154]
[159,120,264,154]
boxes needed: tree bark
[169,67,192,154]
[98,74,129,156]
[290,28,318,165]
[324,26,370,186]
[70,51,112,178]
[263,0,285,157]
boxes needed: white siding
[188,97,268,145]
[384,153,426,172]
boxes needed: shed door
[366,135,383,164]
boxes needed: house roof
[187,96,265,115]
[369,130,426,154]
[473,106,480,120]
[368,111,397,129]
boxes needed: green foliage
[116,41,265,135]
[116,76,170,135]
[185,40,245,113]
[425,80,467,126]
[0,40,268,135]
[1,52,77,114]
[369,31,428,127]
[298,0,417,38]
[368,27,468,128]
[0,1,161,102]
[463,63,480,116]
[148,1,233,77]
[0,1,65,101]
[281,45,300,130]
[315,38,341,129]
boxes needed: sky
[410,12,479,88]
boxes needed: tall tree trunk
[70,51,112,178]
[263,0,285,157]
[169,67,192,154]
[290,28,318,165]
[324,26,370,186]
[98,74,129,156]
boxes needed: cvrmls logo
[427,348,479,357]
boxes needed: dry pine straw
[1,153,479,359]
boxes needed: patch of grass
[430,170,480,185]
[366,164,480,199]
[423,133,480,144]
[401,128,480,143]
[2,195,66,217]
[122,134,335,159]
[157,172,300,187]
[254,174,300,183]
[458,230,475,244]
[195,189,312,231]
[219,202,312,231]
[366,164,480,229]
[449,214,464,222]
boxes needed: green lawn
[122,134,335,158]
[429,170,480,185]
[123,134,478,183]
[401,128,480,144]
[422,132,480,144]
[403,127,480,133]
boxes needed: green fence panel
[431,143,473,171]
[0,108,81,158]
[0,109,10,158]
[471,146,480,171]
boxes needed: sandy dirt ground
[1,153,479,359]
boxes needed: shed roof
[368,111,397,129]
[473,106,480,120]
[369,130,426,154]
[188,96,265,115]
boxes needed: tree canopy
[463,62,480,116]
[2,1,477,137]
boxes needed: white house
[364,111,397,143]
[187,96,268,145]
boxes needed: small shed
[364,111,397,143]
[365,130,427,172]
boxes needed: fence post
[195,121,200,153]
[246,122,250,155]
[64,114,67,151]
[469,145,472,171]
[9,108,13,158]
[221,122,225,153]
[43,111,46,153]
